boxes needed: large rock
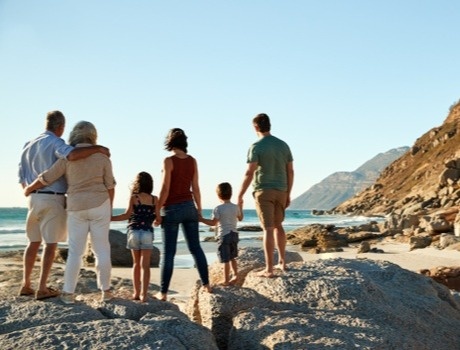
[0,261,218,349]
[420,266,460,292]
[3,247,460,349]
[187,248,460,349]
[84,229,160,267]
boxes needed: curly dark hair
[164,128,188,153]
[131,172,153,194]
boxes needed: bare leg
[37,242,57,292]
[229,259,238,284]
[274,225,287,271]
[257,226,275,277]
[22,241,41,289]
[131,250,141,300]
[140,249,151,302]
[221,262,231,286]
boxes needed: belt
[31,190,65,195]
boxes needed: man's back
[248,135,293,192]
[18,130,72,192]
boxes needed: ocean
[0,207,383,267]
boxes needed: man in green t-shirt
[238,113,294,277]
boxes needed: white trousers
[63,199,111,293]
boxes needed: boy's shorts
[217,231,239,263]
[126,228,154,250]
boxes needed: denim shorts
[126,228,154,250]
[217,231,239,263]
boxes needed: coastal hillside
[290,147,409,210]
[334,99,460,216]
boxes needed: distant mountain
[290,147,410,210]
[334,99,460,216]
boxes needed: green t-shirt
[247,135,293,192]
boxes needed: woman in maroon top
[155,128,212,301]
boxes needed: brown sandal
[35,287,60,300]
[18,286,35,296]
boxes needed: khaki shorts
[254,189,287,228]
[26,194,67,243]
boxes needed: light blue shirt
[18,130,74,193]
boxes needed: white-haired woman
[25,121,116,304]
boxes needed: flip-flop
[18,286,35,296]
[35,287,60,300]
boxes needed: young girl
[112,172,160,302]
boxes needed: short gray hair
[68,121,98,146]
[46,110,65,132]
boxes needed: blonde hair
[68,121,98,146]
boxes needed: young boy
[200,182,243,286]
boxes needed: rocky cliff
[290,147,409,210]
[334,100,460,216]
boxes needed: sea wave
[0,229,25,234]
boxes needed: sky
[1,1,459,209]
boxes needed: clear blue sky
[1,1,459,209]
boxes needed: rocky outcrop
[0,263,218,349]
[334,100,460,217]
[284,208,460,258]
[2,246,460,349]
[420,266,460,291]
[290,147,409,210]
[186,247,460,349]
[285,222,385,253]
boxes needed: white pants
[63,199,111,293]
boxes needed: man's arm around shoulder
[67,145,110,161]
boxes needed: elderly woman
[25,121,116,304]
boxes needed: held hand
[154,217,162,227]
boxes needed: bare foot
[140,294,147,302]
[229,276,238,285]
[203,284,213,293]
[155,292,167,301]
[132,293,140,300]
[256,270,275,278]
[219,281,230,287]
[274,264,288,272]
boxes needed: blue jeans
[160,201,209,293]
